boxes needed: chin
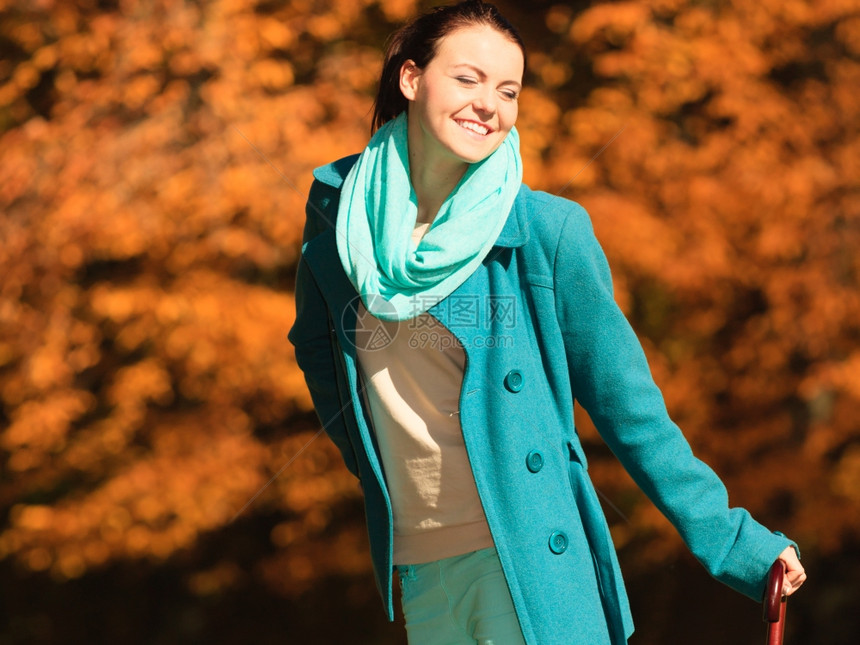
[450,139,506,165]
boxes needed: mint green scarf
[335,112,523,321]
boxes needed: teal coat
[288,155,794,644]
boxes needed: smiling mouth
[455,119,492,136]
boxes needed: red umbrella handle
[763,560,787,645]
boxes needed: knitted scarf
[335,112,522,321]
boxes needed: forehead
[432,24,524,79]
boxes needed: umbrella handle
[763,560,787,645]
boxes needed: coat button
[504,369,524,392]
[549,531,568,554]
[526,450,544,473]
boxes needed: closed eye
[456,76,478,86]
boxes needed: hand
[778,545,806,596]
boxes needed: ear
[399,59,422,101]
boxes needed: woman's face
[400,24,524,167]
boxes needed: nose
[472,87,496,115]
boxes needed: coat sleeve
[551,201,796,601]
[288,180,360,478]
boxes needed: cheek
[500,104,519,133]
[421,81,452,107]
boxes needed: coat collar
[311,155,529,248]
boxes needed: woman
[288,1,806,643]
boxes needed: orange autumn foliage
[1,0,858,618]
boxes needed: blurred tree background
[1,0,858,642]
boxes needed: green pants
[396,547,527,645]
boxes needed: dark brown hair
[371,0,526,133]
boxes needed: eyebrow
[451,63,522,89]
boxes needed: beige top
[354,224,494,564]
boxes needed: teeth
[456,120,489,135]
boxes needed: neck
[406,114,469,225]
[409,156,468,225]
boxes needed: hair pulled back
[371,0,526,133]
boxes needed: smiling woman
[400,25,522,162]
[399,25,523,226]
[288,1,805,644]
